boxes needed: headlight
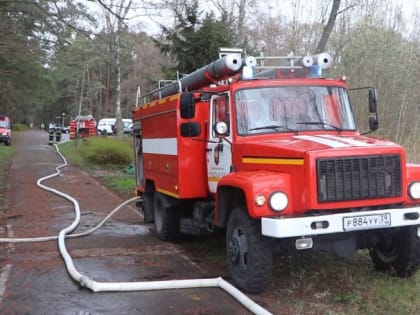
[408,182,420,200]
[269,191,288,211]
[214,121,228,135]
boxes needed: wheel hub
[228,237,241,264]
[376,236,399,262]
[228,228,247,266]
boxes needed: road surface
[0,130,261,314]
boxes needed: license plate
[343,213,391,231]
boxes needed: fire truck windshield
[0,120,9,128]
[235,85,356,135]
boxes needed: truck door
[207,94,232,193]
[133,120,143,186]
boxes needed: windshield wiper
[249,124,298,133]
[297,121,343,132]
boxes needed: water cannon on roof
[153,53,243,100]
[138,49,334,104]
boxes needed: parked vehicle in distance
[0,115,12,146]
[69,115,97,140]
[48,123,68,133]
[61,125,70,133]
[97,118,132,135]
[123,122,133,134]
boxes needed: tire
[226,208,273,293]
[153,192,179,241]
[142,191,154,223]
[369,227,420,277]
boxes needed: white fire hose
[0,144,273,315]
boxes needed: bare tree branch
[94,0,130,28]
[315,0,341,54]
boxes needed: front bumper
[262,206,420,238]
[0,135,10,143]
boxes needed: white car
[97,118,132,135]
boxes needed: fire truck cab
[0,115,11,146]
[132,50,420,293]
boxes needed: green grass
[59,136,133,167]
[263,250,420,314]
[12,123,29,132]
[181,233,420,314]
[102,174,136,195]
[58,136,136,195]
[0,145,15,213]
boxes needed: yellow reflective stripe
[157,188,180,199]
[145,95,179,107]
[242,157,304,165]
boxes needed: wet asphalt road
[0,130,256,315]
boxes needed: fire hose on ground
[0,144,273,315]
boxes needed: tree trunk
[113,0,132,136]
[114,27,123,136]
[315,0,341,54]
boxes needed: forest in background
[0,0,419,161]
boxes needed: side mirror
[180,122,201,137]
[180,92,195,119]
[349,86,380,134]
[368,88,377,113]
[368,88,379,132]
[369,116,378,131]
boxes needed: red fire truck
[69,115,96,140]
[132,50,420,293]
[0,114,11,146]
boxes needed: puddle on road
[20,145,54,151]
[53,210,150,237]
[76,211,150,236]
[91,221,150,236]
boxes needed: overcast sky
[86,0,419,37]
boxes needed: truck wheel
[369,227,420,277]
[142,191,154,223]
[153,192,179,241]
[226,208,273,293]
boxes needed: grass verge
[264,250,420,314]
[58,136,135,196]
[0,145,15,214]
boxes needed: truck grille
[317,155,402,202]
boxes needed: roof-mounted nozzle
[241,56,257,80]
[301,52,333,78]
[301,53,333,69]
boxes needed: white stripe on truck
[143,138,178,155]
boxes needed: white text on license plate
[343,213,391,231]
